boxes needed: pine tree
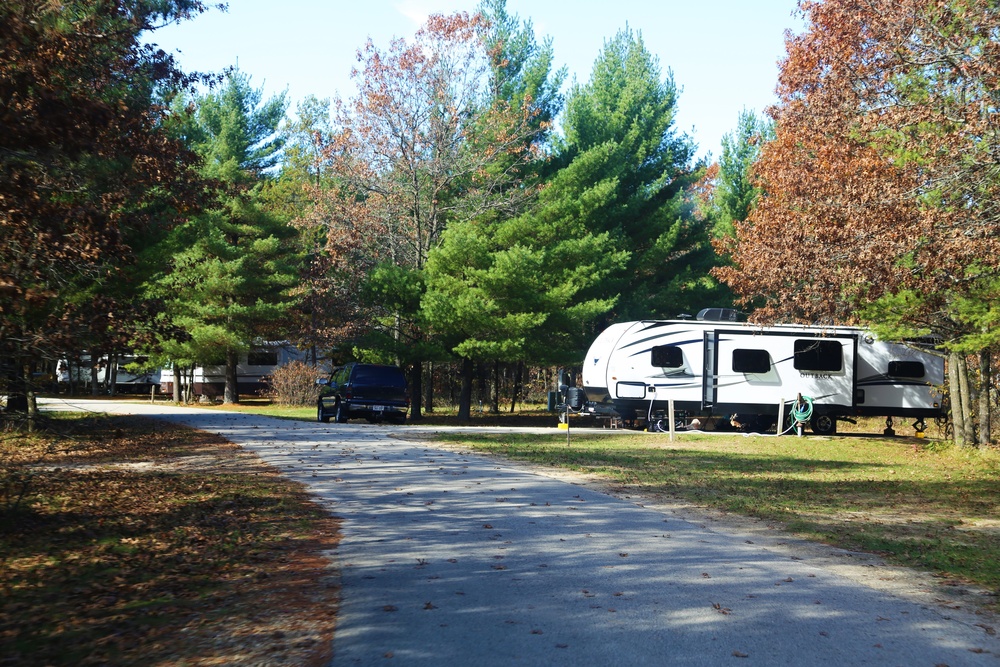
[153,71,299,403]
[553,28,710,320]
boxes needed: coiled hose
[791,395,814,424]
[783,395,814,435]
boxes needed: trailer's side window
[888,360,925,378]
[248,350,279,366]
[651,345,683,368]
[793,339,843,372]
[732,349,771,374]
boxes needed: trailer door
[714,330,856,413]
[702,330,717,410]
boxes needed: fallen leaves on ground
[0,414,339,666]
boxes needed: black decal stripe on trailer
[650,380,703,389]
[619,332,696,351]
[638,321,677,331]
[649,371,698,379]
[626,339,704,358]
[857,378,936,388]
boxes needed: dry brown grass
[0,414,339,666]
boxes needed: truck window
[732,349,771,374]
[353,366,407,387]
[793,339,843,372]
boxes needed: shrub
[265,361,325,406]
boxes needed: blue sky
[150,0,804,160]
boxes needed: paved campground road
[41,399,1000,665]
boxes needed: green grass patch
[185,399,318,421]
[435,430,1000,599]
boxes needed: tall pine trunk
[25,362,37,432]
[980,351,992,447]
[424,361,434,413]
[409,361,423,422]
[224,349,239,404]
[491,360,500,413]
[171,363,181,403]
[13,360,38,432]
[948,352,966,447]
[959,354,975,446]
[458,358,474,422]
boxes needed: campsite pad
[43,399,1000,666]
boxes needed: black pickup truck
[317,362,409,425]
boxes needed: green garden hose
[791,395,814,424]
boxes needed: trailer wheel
[811,414,837,436]
[754,415,777,433]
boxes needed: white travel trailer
[58,354,161,394]
[581,310,945,435]
[160,342,310,398]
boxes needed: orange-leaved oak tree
[714,0,1000,445]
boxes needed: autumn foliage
[0,0,206,406]
[305,11,545,275]
[718,0,1000,329]
[715,0,1000,444]
[264,360,325,406]
[292,9,563,419]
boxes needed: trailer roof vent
[696,308,744,322]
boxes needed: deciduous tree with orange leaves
[716,0,1000,445]
[298,6,558,419]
